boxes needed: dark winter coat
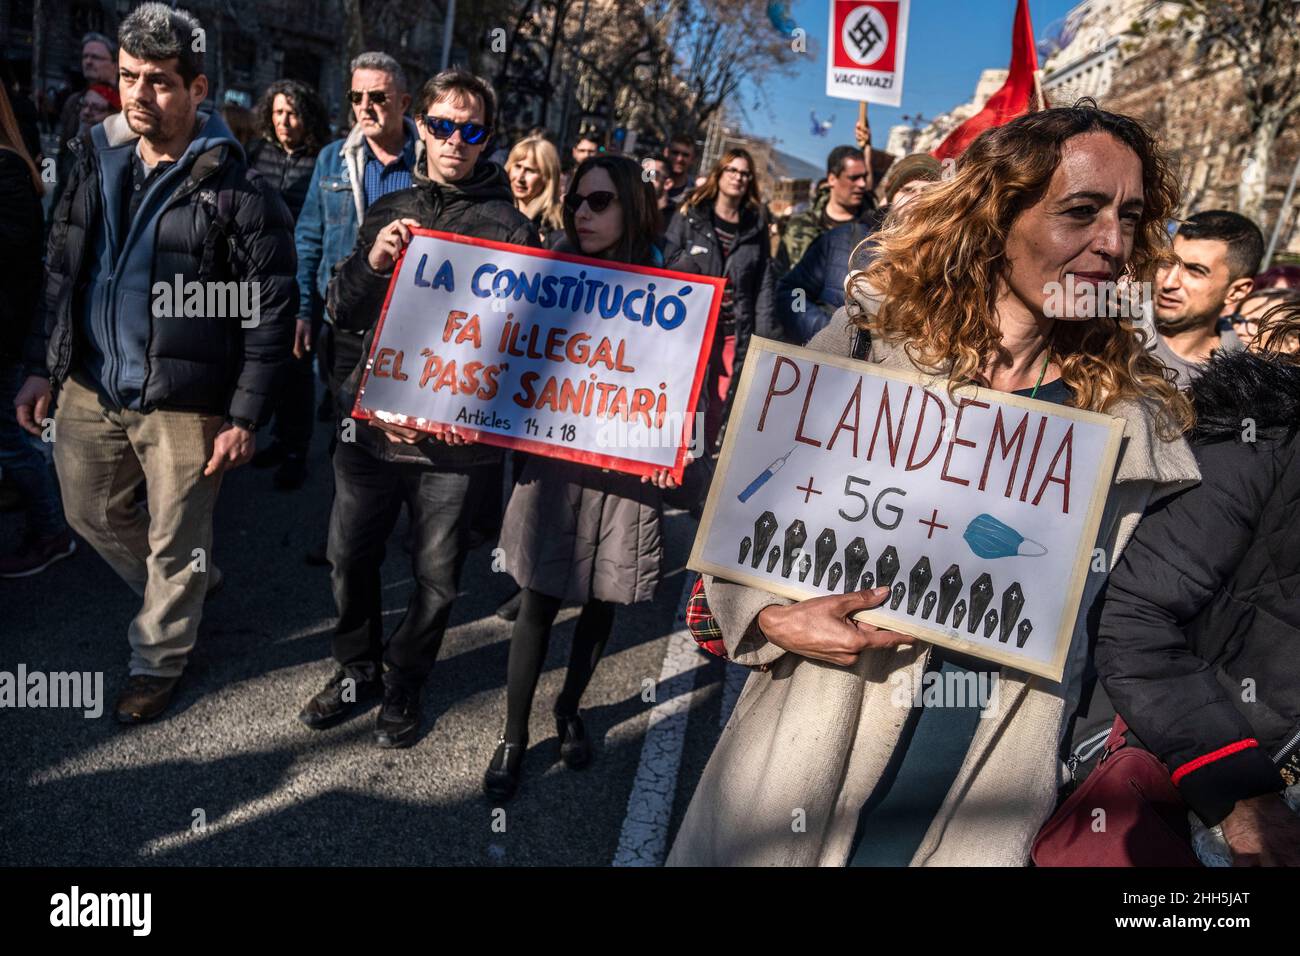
[0,149,44,362]
[28,110,298,424]
[329,158,538,467]
[247,137,317,222]
[1097,348,1300,825]
[775,207,886,344]
[499,242,667,606]
[663,202,780,418]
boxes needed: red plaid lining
[686,575,728,659]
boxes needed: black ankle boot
[556,710,590,769]
[484,735,526,799]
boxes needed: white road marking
[612,572,711,867]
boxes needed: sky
[740,0,1083,166]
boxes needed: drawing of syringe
[737,447,797,503]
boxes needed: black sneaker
[0,530,76,578]
[273,454,308,491]
[374,681,421,749]
[251,442,291,469]
[298,669,382,730]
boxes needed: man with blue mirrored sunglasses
[423,116,490,146]
[299,69,540,750]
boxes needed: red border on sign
[349,227,725,482]
[833,0,899,73]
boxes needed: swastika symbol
[848,11,883,59]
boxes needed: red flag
[932,0,1040,162]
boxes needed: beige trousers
[53,375,225,677]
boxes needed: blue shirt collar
[361,126,417,171]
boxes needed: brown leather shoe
[114,674,180,724]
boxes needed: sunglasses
[564,190,618,214]
[349,89,388,106]
[423,116,489,145]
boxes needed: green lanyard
[1029,350,1051,400]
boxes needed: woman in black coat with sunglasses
[485,155,681,799]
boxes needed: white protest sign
[689,338,1125,681]
[351,230,723,481]
[826,0,911,106]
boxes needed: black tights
[504,589,616,744]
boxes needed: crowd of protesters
[1,1,1296,867]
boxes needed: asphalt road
[0,421,739,866]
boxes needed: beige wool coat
[666,315,1201,867]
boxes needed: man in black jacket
[14,4,296,724]
[297,68,537,747]
[1097,339,1300,866]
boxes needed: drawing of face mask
[963,513,1048,559]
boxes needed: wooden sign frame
[350,228,724,482]
[688,336,1126,681]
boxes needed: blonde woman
[506,134,564,243]
[668,103,1201,867]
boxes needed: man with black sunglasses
[298,68,539,749]
[294,52,423,440]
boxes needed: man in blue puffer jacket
[16,3,297,724]
[776,152,941,344]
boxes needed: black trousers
[327,439,491,689]
[270,349,316,453]
[269,294,325,453]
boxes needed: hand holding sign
[369,218,423,273]
[641,467,680,490]
[373,410,473,446]
[757,586,913,667]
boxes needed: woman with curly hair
[246,79,331,488]
[668,103,1201,867]
[248,79,330,221]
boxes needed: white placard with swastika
[826,0,911,106]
